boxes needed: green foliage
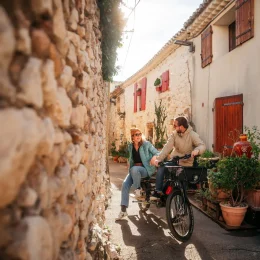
[98,0,125,81]
[244,125,260,158]
[110,141,119,156]
[198,150,218,168]
[197,188,211,200]
[154,78,161,86]
[154,100,167,148]
[209,156,260,207]
[118,142,130,158]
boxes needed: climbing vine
[154,100,167,148]
[98,0,125,82]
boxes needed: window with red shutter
[236,0,254,46]
[133,83,137,113]
[140,77,147,111]
[161,70,169,92]
[201,25,213,68]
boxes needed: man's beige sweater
[157,126,206,166]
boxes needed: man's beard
[176,130,182,134]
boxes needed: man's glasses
[132,133,142,137]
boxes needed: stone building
[109,0,260,155]
[0,0,115,259]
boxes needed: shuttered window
[140,77,147,111]
[161,70,169,92]
[229,21,236,52]
[133,83,137,113]
[201,25,213,68]
[236,0,254,46]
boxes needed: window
[201,25,213,68]
[161,70,169,92]
[229,21,236,52]
[236,0,254,46]
[133,77,147,112]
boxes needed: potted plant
[110,142,119,162]
[198,150,220,169]
[211,155,260,226]
[244,126,260,209]
[154,78,161,92]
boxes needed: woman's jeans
[121,166,148,207]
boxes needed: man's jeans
[155,166,165,192]
[121,166,148,207]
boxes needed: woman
[116,128,159,220]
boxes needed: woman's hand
[150,156,160,167]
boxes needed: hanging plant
[154,78,161,86]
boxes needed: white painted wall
[123,47,192,142]
[192,0,260,150]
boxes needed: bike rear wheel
[166,190,194,241]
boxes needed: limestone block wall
[0,1,110,259]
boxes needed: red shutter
[161,70,169,92]
[236,0,254,46]
[201,25,213,68]
[140,77,147,111]
[133,83,137,113]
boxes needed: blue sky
[113,0,202,82]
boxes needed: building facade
[110,0,259,155]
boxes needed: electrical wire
[121,0,139,77]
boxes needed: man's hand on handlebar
[191,150,199,157]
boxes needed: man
[150,116,206,199]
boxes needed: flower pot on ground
[246,189,260,209]
[207,171,230,201]
[210,155,260,227]
[220,202,248,227]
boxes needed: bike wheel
[166,190,194,242]
[138,201,150,212]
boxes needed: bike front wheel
[166,190,194,242]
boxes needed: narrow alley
[106,161,260,260]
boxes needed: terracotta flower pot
[246,189,260,209]
[220,202,248,227]
[208,181,230,200]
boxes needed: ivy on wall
[98,0,125,82]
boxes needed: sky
[113,0,203,82]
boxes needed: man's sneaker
[150,191,163,201]
[115,211,128,221]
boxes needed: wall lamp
[110,98,116,105]
[173,40,195,53]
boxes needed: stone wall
[0,1,111,259]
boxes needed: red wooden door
[214,94,243,155]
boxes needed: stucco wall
[192,0,260,149]
[0,1,112,259]
[123,46,193,142]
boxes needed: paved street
[105,161,260,260]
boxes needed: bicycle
[134,154,218,241]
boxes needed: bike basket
[165,166,185,181]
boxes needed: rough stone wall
[0,1,111,259]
